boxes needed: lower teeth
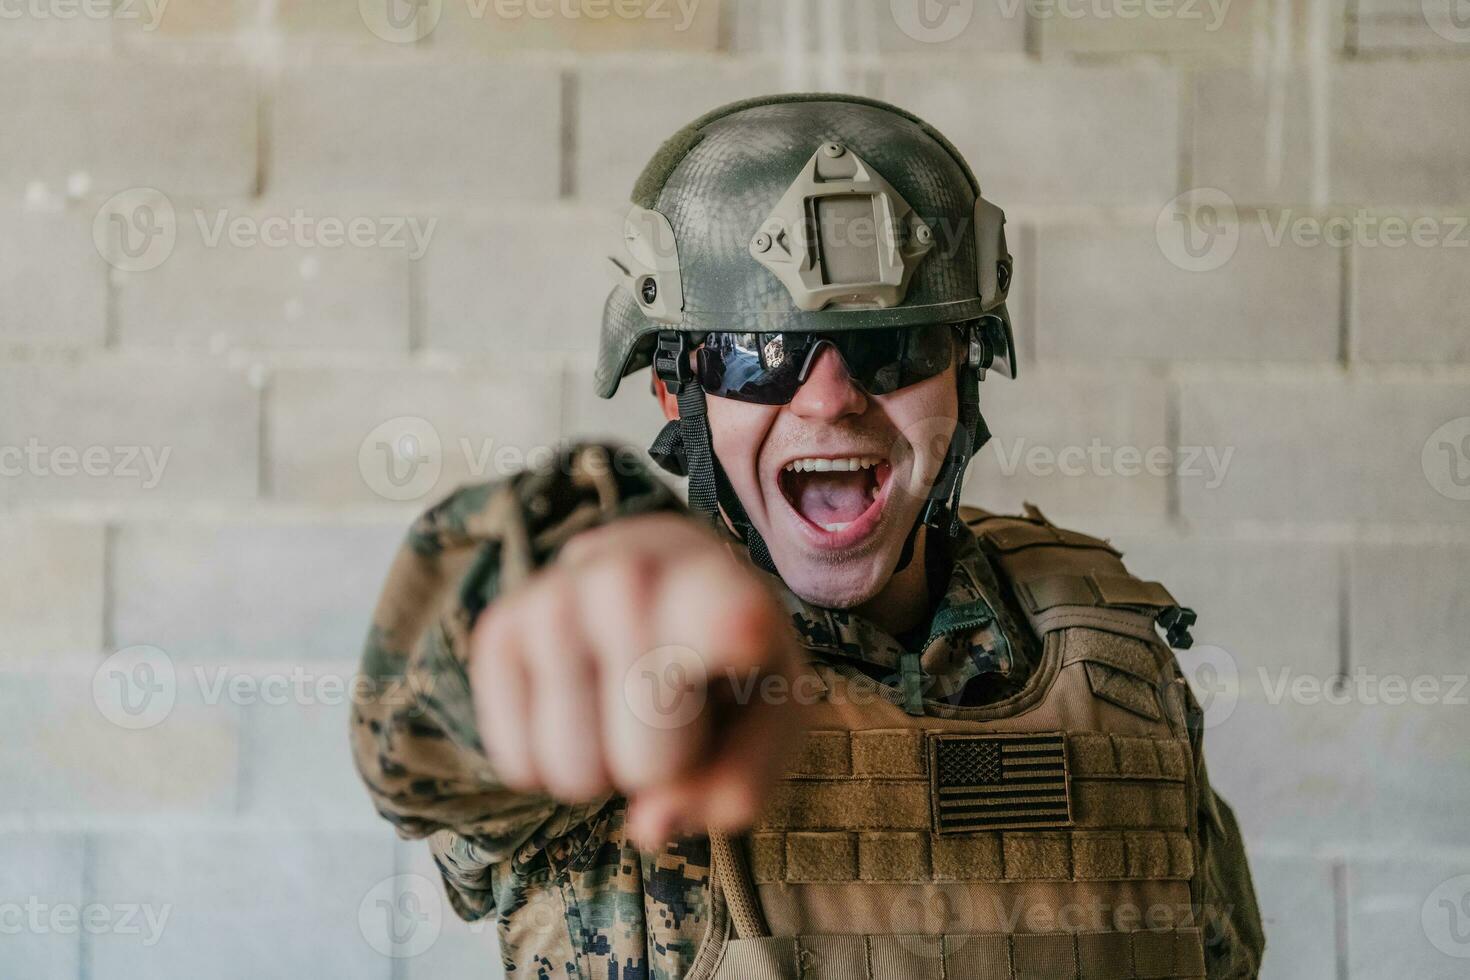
[818,521,852,532]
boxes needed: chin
[771,547,897,610]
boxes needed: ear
[651,374,680,421]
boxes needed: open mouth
[776,455,892,541]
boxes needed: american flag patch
[929,733,1073,834]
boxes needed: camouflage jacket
[350,444,1266,979]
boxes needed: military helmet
[596,93,1018,570]
[597,93,1014,398]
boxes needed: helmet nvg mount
[597,93,1017,573]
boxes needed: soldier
[351,94,1265,979]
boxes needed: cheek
[880,370,961,462]
[704,398,779,482]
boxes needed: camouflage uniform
[350,444,1266,979]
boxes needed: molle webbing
[750,729,1190,885]
[714,929,1208,980]
[750,829,1195,885]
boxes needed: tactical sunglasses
[693,323,960,405]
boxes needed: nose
[788,343,868,421]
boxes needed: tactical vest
[686,509,1207,980]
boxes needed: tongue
[791,471,873,526]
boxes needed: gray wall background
[2,0,1468,977]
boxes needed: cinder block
[1113,536,1340,699]
[0,521,105,656]
[1178,378,1470,523]
[0,2,114,47]
[0,833,85,980]
[1191,69,1316,207]
[727,0,1026,55]
[422,208,612,353]
[1248,853,1336,980]
[1353,0,1470,51]
[116,204,415,351]
[267,366,563,504]
[1037,0,1266,57]
[1330,62,1470,206]
[1354,236,1470,363]
[0,57,256,198]
[430,0,723,52]
[400,840,505,979]
[564,360,675,451]
[0,358,260,502]
[111,522,403,661]
[1348,696,1470,850]
[0,210,108,347]
[1035,220,1340,362]
[88,829,397,980]
[241,695,383,827]
[885,67,1181,206]
[112,0,255,40]
[963,365,1171,521]
[271,63,560,204]
[1198,695,1370,848]
[1349,543,1470,681]
[1347,856,1470,979]
[575,61,787,206]
[274,0,378,38]
[0,670,239,815]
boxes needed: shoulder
[406,442,681,559]
[958,503,1196,650]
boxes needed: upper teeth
[783,456,882,473]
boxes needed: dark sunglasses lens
[695,332,804,404]
[837,324,955,395]
[697,325,956,404]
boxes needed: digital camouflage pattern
[350,443,1265,979]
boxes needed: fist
[468,512,806,846]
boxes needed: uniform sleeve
[348,443,685,917]
[1188,700,1267,977]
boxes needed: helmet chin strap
[647,373,779,574]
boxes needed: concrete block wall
[1,1,1466,977]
